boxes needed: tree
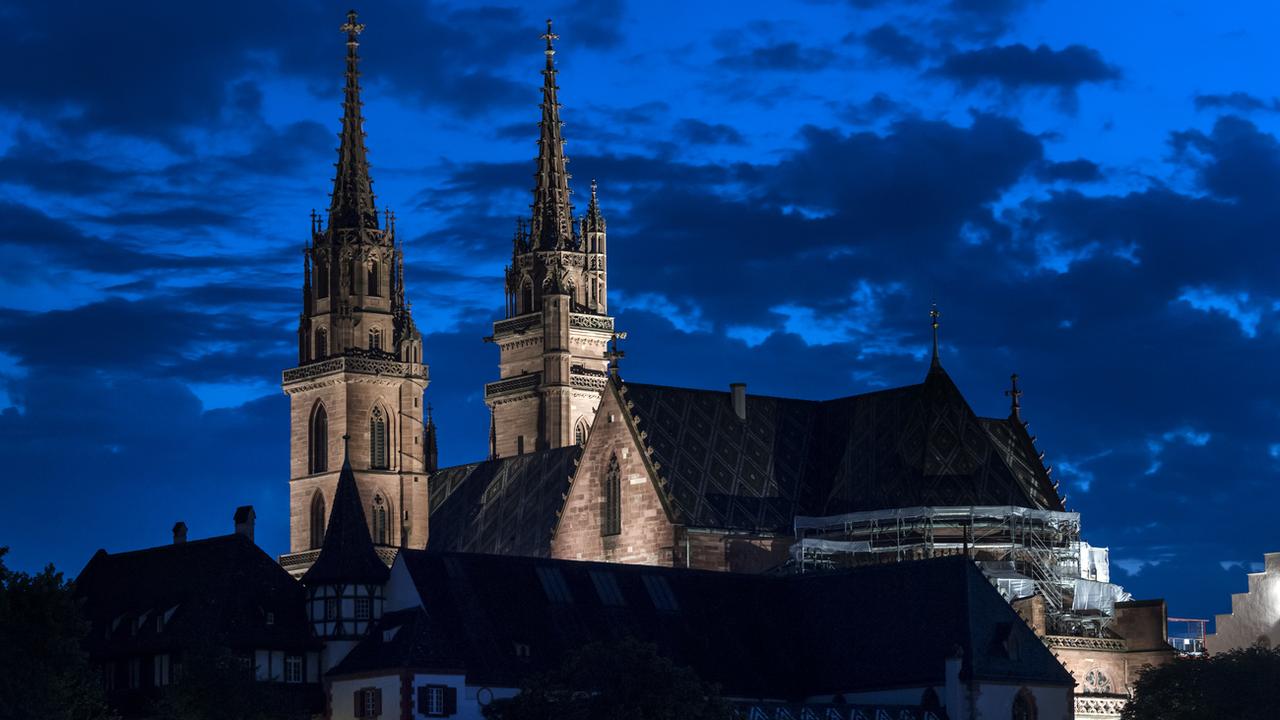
[0,547,114,720]
[1123,645,1280,720]
[482,637,734,720]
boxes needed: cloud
[862,24,928,67]
[1036,158,1102,183]
[1194,92,1280,114]
[717,42,839,72]
[932,43,1120,109]
[672,118,746,146]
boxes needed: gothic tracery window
[315,328,328,359]
[1082,669,1112,694]
[575,418,589,447]
[310,404,328,474]
[316,260,329,299]
[520,279,533,315]
[370,406,388,469]
[371,494,389,545]
[369,327,382,352]
[602,453,621,536]
[309,492,326,549]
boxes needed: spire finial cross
[341,10,365,42]
[1005,373,1023,421]
[542,18,558,52]
[605,330,628,376]
[929,302,941,367]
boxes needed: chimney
[233,505,256,544]
[730,383,747,421]
[172,521,188,544]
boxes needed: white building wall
[330,674,402,720]
[328,672,519,720]
[1208,551,1280,653]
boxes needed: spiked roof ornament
[1005,373,1023,422]
[529,18,575,251]
[329,9,379,231]
[930,302,942,368]
[583,178,606,234]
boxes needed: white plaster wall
[1208,552,1280,653]
[409,674,518,719]
[329,674,401,720]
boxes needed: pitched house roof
[302,449,389,586]
[427,446,581,557]
[621,364,1062,532]
[75,534,317,656]
[333,552,1073,698]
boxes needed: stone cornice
[1045,635,1127,651]
[282,355,427,391]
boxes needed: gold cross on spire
[542,18,558,52]
[341,10,365,41]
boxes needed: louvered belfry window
[370,406,388,469]
[602,453,621,536]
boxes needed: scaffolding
[791,505,1127,635]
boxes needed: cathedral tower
[282,12,429,574]
[485,21,616,458]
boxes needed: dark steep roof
[428,446,581,557]
[302,450,389,586]
[622,365,1063,532]
[75,534,316,655]
[336,552,1073,698]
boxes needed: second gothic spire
[330,10,379,232]
[529,19,575,251]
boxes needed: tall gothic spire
[329,10,379,231]
[529,19,575,250]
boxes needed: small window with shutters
[354,687,382,718]
[418,685,457,717]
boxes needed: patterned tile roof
[427,446,582,557]
[622,365,1063,532]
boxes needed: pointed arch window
[369,327,382,352]
[602,453,621,536]
[371,495,389,545]
[367,259,380,297]
[316,259,329,299]
[309,405,328,474]
[574,418,589,447]
[309,492,326,549]
[315,328,328,359]
[370,406,388,470]
[520,279,534,315]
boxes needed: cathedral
[278,13,1068,579]
[71,13,1180,720]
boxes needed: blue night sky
[1,0,1277,625]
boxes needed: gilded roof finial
[1005,373,1023,422]
[542,18,558,57]
[929,302,941,368]
[341,9,365,44]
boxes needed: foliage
[1123,644,1280,720]
[151,644,310,720]
[0,547,114,720]
[483,637,734,720]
